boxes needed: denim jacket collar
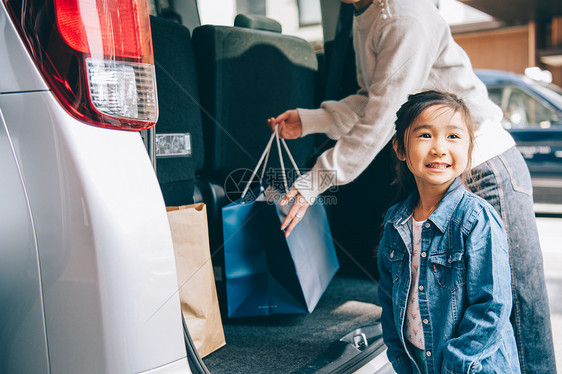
[391,178,466,233]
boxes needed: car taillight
[4,0,158,130]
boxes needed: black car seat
[191,14,319,182]
[150,16,205,206]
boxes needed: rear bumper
[140,358,190,374]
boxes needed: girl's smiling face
[396,104,471,192]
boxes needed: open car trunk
[200,275,386,373]
[148,4,394,372]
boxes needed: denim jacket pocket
[429,251,466,291]
[385,248,406,283]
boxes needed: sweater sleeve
[294,16,438,203]
[297,94,367,140]
[297,55,370,139]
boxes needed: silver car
[0,0,188,372]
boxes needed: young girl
[378,91,520,374]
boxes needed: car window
[487,87,504,108]
[195,0,323,49]
[534,82,562,108]
[487,86,561,129]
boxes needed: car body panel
[0,107,50,374]
[140,357,191,373]
[352,350,394,374]
[0,2,48,93]
[0,89,189,374]
[509,127,562,176]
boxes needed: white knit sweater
[293,0,514,203]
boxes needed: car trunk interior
[203,275,381,373]
[149,10,387,374]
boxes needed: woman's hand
[268,110,303,139]
[280,187,310,237]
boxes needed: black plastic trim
[182,315,211,374]
[328,340,388,374]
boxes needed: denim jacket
[378,179,520,374]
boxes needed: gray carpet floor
[203,275,381,373]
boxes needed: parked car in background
[476,69,562,206]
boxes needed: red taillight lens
[4,0,158,130]
[55,0,154,63]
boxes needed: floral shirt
[405,218,425,349]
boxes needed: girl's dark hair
[392,90,476,202]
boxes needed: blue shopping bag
[222,131,339,318]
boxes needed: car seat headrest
[234,14,282,33]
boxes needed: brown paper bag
[167,203,226,357]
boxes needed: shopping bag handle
[240,125,302,201]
